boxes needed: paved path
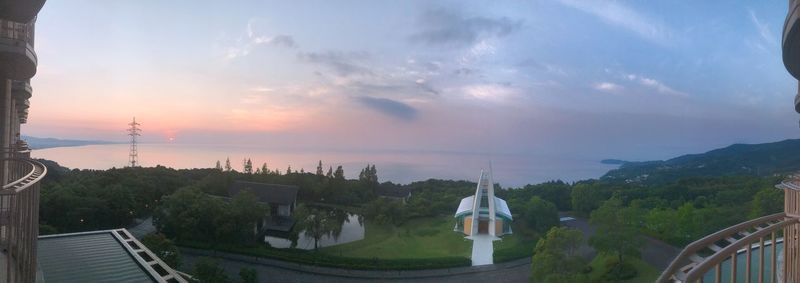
[127,217,156,239]
[178,248,531,283]
[469,235,496,266]
[559,212,681,270]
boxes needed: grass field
[321,216,472,259]
[587,254,660,283]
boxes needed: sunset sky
[25,0,800,161]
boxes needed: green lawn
[493,223,539,262]
[587,254,660,283]
[321,216,472,259]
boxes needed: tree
[261,163,268,175]
[141,233,181,269]
[334,166,345,180]
[571,183,606,217]
[239,267,257,283]
[588,196,644,281]
[531,227,587,283]
[286,165,292,174]
[316,160,324,176]
[293,205,343,251]
[243,158,253,174]
[227,189,267,242]
[749,187,783,218]
[215,160,222,171]
[326,166,333,178]
[359,164,379,188]
[525,196,559,233]
[193,257,229,283]
[224,157,232,172]
[363,198,405,225]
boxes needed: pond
[264,209,365,250]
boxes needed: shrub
[178,241,471,270]
[601,258,638,281]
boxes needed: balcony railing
[0,17,37,80]
[0,19,34,46]
[0,158,46,283]
[657,212,794,283]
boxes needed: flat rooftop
[38,229,186,283]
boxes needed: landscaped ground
[587,254,660,283]
[321,215,540,263]
[321,216,472,259]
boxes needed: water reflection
[265,212,364,250]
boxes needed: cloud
[594,82,623,92]
[248,86,275,92]
[460,39,496,64]
[297,51,372,77]
[556,0,675,46]
[409,8,522,47]
[253,35,296,48]
[625,74,687,97]
[462,83,518,102]
[240,94,264,105]
[748,9,777,47]
[225,20,297,59]
[356,96,418,121]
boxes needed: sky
[23,0,800,161]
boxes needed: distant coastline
[600,159,627,165]
[23,136,120,150]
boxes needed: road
[559,212,681,270]
[179,250,531,283]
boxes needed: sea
[31,143,619,188]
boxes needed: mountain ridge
[22,135,120,150]
[602,139,800,184]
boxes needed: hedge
[178,241,471,270]
[493,239,537,263]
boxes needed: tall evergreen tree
[369,164,377,183]
[334,166,345,180]
[224,157,232,172]
[286,165,292,174]
[215,160,222,171]
[261,163,268,175]
[244,158,253,174]
[316,160,324,176]
[326,166,333,178]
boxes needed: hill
[22,135,119,150]
[602,139,800,184]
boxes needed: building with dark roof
[37,229,187,283]
[229,181,299,233]
[375,185,412,203]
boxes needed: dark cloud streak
[356,96,419,121]
[409,9,522,47]
[297,51,372,77]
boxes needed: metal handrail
[1,158,37,191]
[0,157,45,282]
[657,212,788,283]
